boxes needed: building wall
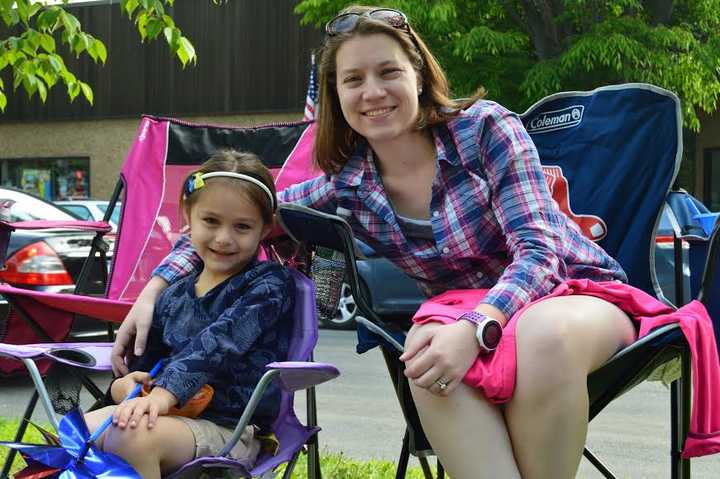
[0,112,300,200]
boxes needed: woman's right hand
[111,276,168,376]
[400,320,481,396]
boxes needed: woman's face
[334,33,421,147]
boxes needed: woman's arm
[111,236,199,375]
[474,105,569,319]
[278,173,337,213]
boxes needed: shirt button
[476,272,483,278]
[433,211,440,218]
[442,247,450,254]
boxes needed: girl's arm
[150,265,294,407]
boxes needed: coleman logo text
[527,105,584,133]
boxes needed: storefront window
[0,157,90,201]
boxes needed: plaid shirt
[155,100,625,319]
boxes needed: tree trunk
[643,0,674,25]
[520,0,564,60]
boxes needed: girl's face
[335,33,421,147]
[186,181,271,283]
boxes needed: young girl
[86,150,295,478]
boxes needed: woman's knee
[516,303,580,366]
[515,296,634,381]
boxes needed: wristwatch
[457,311,502,353]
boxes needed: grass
[0,417,427,478]
[0,418,46,474]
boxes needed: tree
[295,0,720,130]
[0,0,209,112]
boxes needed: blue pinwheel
[1,360,164,479]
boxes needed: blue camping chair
[278,83,707,479]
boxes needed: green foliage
[295,0,720,131]
[0,0,202,112]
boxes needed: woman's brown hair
[314,5,484,174]
[180,149,276,225]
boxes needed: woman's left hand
[400,321,480,396]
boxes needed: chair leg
[395,430,410,479]
[418,456,435,479]
[1,391,39,479]
[671,349,692,479]
[280,450,301,479]
[305,386,322,479]
[583,447,617,479]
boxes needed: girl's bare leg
[410,382,522,478]
[505,295,636,479]
[86,408,195,479]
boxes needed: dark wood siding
[1,0,323,121]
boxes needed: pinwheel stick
[77,359,165,462]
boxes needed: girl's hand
[110,371,152,403]
[112,387,177,430]
[400,321,480,396]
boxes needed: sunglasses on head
[325,8,409,36]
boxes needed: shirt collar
[333,124,459,190]
[334,141,381,190]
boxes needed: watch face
[482,321,502,349]
[476,319,502,350]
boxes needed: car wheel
[319,282,359,330]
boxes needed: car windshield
[0,189,77,221]
[97,203,121,225]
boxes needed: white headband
[193,171,275,210]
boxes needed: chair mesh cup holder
[47,348,97,367]
[310,247,346,319]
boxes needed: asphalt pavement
[2,329,719,478]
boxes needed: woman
[112,6,637,478]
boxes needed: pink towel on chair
[412,279,720,458]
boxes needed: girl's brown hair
[314,5,485,174]
[180,149,276,225]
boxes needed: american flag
[303,53,318,121]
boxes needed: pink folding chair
[0,116,337,478]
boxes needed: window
[0,157,90,201]
[704,149,720,211]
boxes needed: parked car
[320,206,700,330]
[0,188,113,342]
[55,199,121,232]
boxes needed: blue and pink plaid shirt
[154,100,625,319]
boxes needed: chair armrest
[218,362,340,457]
[266,361,340,392]
[6,220,112,233]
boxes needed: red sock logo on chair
[542,166,607,241]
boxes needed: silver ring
[435,378,448,391]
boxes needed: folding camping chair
[0,115,337,478]
[277,83,710,479]
[0,267,339,479]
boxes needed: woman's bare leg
[505,295,636,479]
[410,382,521,478]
